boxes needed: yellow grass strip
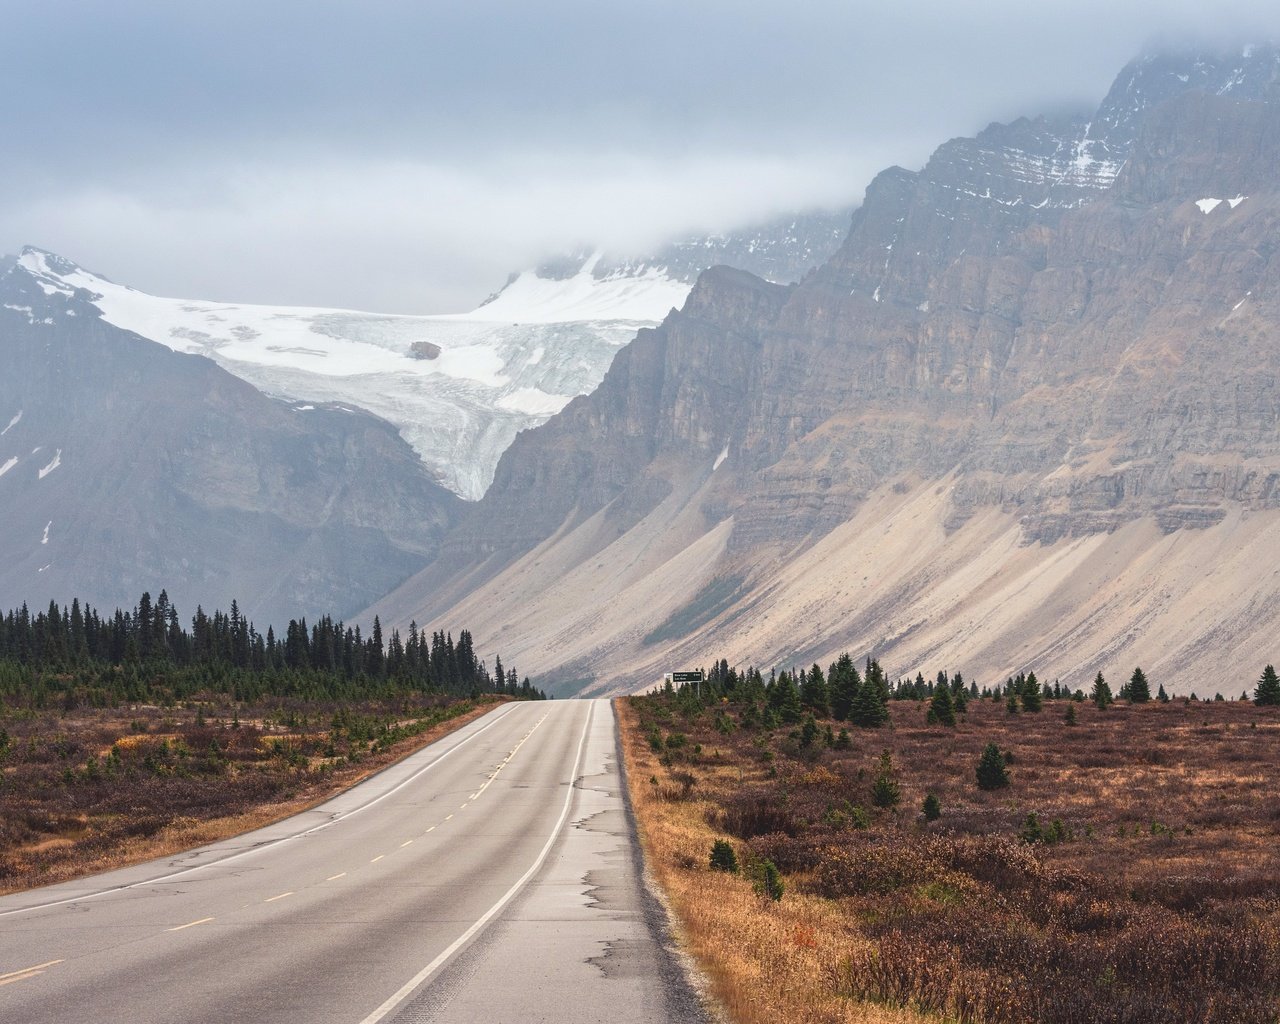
[616,698,935,1024]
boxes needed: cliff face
[372,47,1280,694]
[0,257,459,628]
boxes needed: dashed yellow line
[400,840,413,848]
[469,713,548,801]
[264,891,294,903]
[327,873,347,881]
[0,959,63,986]
[371,855,384,863]
[167,917,214,932]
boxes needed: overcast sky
[2,1,1279,311]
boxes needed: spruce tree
[1128,667,1151,703]
[829,654,861,721]
[976,742,1010,790]
[871,750,900,808]
[1020,671,1043,713]
[1255,665,1280,706]
[768,671,803,725]
[800,663,830,717]
[927,683,956,727]
[1091,672,1113,709]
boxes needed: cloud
[5,150,881,311]
[4,0,1280,308]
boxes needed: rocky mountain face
[371,46,1280,695]
[0,256,459,628]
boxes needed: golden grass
[616,698,935,1024]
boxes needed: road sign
[671,671,704,683]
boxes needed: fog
[3,0,1278,310]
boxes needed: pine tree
[871,750,900,808]
[1091,671,1113,709]
[768,671,803,725]
[829,654,861,722]
[1256,665,1280,706]
[1020,671,1043,713]
[926,683,956,727]
[922,792,941,821]
[976,742,1010,790]
[1156,683,1170,703]
[1128,667,1151,703]
[800,663,830,717]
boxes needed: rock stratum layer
[371,47,1280,695]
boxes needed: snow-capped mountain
[15,248,681,499]
[16,207,851,500]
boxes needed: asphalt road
[0,699,707,1023]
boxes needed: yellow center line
[371,855,384,863]
[470,712,548,802]
[167,917,214,932]
[326,873,347,881]
[426,825,436,832]
[0,959,63,983]
[264,891,294,903]
[444,814,453,821]
[400,840,413,848]
[460,803,469,810]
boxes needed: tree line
[0,591,546,706]
[661,655,1280,727]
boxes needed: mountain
[0,252,459,628]
[368,45,1280,695]
[24,208,850,500]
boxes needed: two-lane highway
[0,699,706,1023]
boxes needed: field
[619,690,1280,1024]
[0,692,501,894]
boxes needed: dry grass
[617,698,934,1024]
[619,693,1280,1024]
[0,695,503,895]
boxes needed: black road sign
[671,671,704,683]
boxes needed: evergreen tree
[922,792,941,821]
[1156,683,1170,703]
[829,654,861,722]
[1091,671,1113,709]
[926,683,956,727]
[1020,671,1043,713]
[767,671,803,725]
[1255,664,1280,706]
[1128,666,1151,703]
[976,742,1010,790]
[850,674,889,728]
[800,662,830,717]
[871,750,900,808]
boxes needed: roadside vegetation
[0,591,545,893]
[620,660,1280,1024]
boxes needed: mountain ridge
[368,44,1280,696]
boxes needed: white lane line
[167,917,214,932]
[444,814,453,821]
[469,713,549,801]
[0,704,521,918]
[371,855,384,863]
[400,841,413,848]
[326,873,347,881]
[0,959,63,982]
[426,826,436,833]
[357,702,594,1024]
[264,891,293,903]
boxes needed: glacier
[16,248,689,499]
